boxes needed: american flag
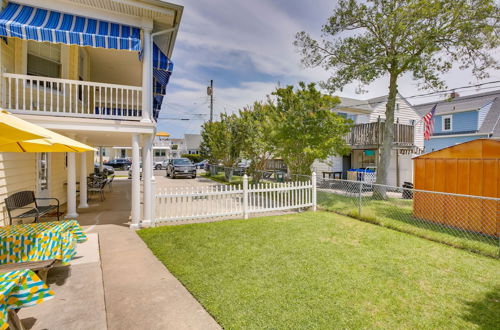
[423,104,437,140]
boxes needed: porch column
[99,147,103,172]
[65,151,78,219]
[141,134,154,227]
[79,138,89,209]
[130,134,141,229]
[141,28,153,123]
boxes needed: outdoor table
[0,269,54,330]
[0,220,87,266]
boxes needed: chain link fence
[316,178,500,258]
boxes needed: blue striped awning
[152,42,173,120]
[0,2,141,51]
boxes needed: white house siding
[387,150,412,187]
[0,153,36,226]
[311,156,344,175]
[478,101,493,130]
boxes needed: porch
[346,122,415,148]
[17,178,220,329]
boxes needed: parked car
[234,159,251,175]
[166,158,196,179]
[154,160,168,170]
[128,163,143,179]
[94,163,115,175]
[105,158,132,170]
[195,159,208,169]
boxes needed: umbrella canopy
[0,110,49,145]
[0,111,95,152]
[156,131,170,137]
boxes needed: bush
[182,154,203,163]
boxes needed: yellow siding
[49,153,67,206]
[0,153,37,226]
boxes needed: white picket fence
[153,173,317,223]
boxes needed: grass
[317,191,499,258]
[203,172,244,185]
[139,211,500,329]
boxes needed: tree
[237,102,276,183]
[295,0,499,196]
[269,82,352,176]
[199,114,242,181]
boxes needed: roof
[414,139,500,159]
[413,90,500,116]
[337,93,411,113]
[478,97,500,137]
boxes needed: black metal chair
[4,191,60,225]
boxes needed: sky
[158,0,500,138]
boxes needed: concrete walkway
[19,178,220,330]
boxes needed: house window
[442,115,452,131]
[154,150,166,157]
[27,41,61,78]
[121,149,126,158]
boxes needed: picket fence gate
[153,173,317,223]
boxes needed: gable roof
[414,138,500,159]
[337,93,412,113]
[478,97,500,137]
[413,90,500,117]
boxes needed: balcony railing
[2,73,143,121]
[346,122,415,147]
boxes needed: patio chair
[87,177,107,201]
[4,191,60,225]
[108,175,115,192]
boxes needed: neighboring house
[413,90,500,152]
[313,93,424,187]
[184,134,202,154]
[0,0,183,228]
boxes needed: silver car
[166,158,196,179]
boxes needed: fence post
[312,172,317,211]
[243,174,249,219]
[358,181,362,216]
[151,179,156,227]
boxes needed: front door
[36,152,50,205]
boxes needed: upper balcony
[2,73,143,121]
[346,122,415,148]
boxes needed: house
[0,0,183,228]
[184,134,202,154]
[313,93,424,186]
[414,90,500,152]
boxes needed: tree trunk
[373,72,398,199]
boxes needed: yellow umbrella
[156,131,170,137]
[0,112,95,152]
[0,110,49,145]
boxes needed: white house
[313,93,424,186]
[0,0,183,228]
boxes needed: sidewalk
[19,179,220,330]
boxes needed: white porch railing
[2,73,143,120]
[154,174,317,224]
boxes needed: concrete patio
[18,176,221,330]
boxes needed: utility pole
[207,79,214,122]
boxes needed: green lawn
[139,211,500,329]
[317,191,499,258]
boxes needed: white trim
[441,115,452,132]
[14,0,150,29]
[431,108,480,116]
[429,132,488,139]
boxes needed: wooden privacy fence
[154,174,317,223]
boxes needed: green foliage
[237,102,276,182]
[294,0,500,186]
[181,154,203,163]
[268,82,352,175]
[200,82,352,176]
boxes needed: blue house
[414,91,500,152]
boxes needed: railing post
[243,174,249,219]
[358,181,363,216]
[312,172,317,212]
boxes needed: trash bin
[275,171,285,183]
[402,182,413,199]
